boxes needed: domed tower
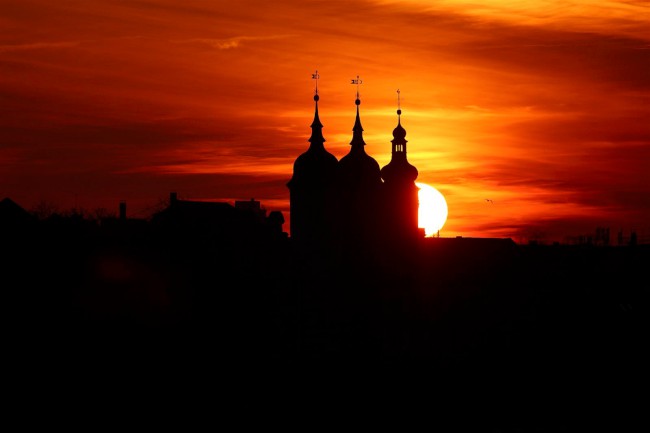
[335,75,383,247]
[287,71,339,245]
[380,90,421,244]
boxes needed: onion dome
[380,104,418,184]
[338,93,382,187]
[288,93,338,188]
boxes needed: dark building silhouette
[151,192,239,237]
[335,85,384,251]
[286,89,339,248]
[235,198,266,221]
[380,93,421,247]
[288,79,421,256]
[0,197,37,231]
[150,192,285,242]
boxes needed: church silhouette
[287,74,423,261]
[0,74,644,418]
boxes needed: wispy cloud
[174,35,294,50]
[0,41,80,53]
[373,0,650,40]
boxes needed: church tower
[287,71,339,246]
[380,90,421,245]
[335,75,383,249]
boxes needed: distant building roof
[0,197,36,226]
[151,198,237,226]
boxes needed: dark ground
[3,224,646,428]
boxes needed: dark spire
[308,70,325,146]
[392,89,407,149]
[350,75,365,147]
[308,94,325,144]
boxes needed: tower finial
[351,74,363,104]
[309,70,324,144]
[392,88,407,146]
[349,75,365,146]
[312,70,320,101]
[397,89,401,117]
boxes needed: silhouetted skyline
[2,180,645,424]
[1,1,649,245]
[2,142,645,431]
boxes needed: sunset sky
[1,0,649,243]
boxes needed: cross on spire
[311,70,319,95]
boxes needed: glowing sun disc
[416,182,448,237]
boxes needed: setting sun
[417,183,448,237]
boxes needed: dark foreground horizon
[5,219,644,359]
[3,214,645,428]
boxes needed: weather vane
[351,74,363,99]
[312,70,319,95]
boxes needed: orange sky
[1,0,649,243]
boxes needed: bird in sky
[485,199,494,204]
